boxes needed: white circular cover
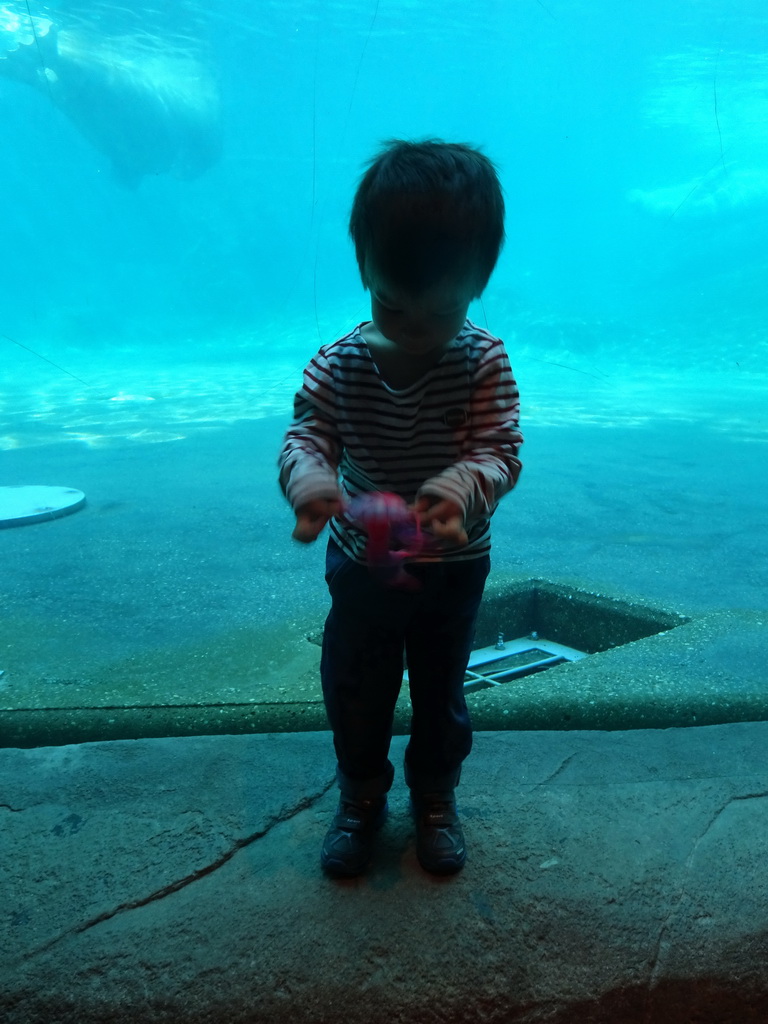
[0,486,86,528]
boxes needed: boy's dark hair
[349,138,505,298]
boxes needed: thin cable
[311,0,381,346]
[340,0,381,148]
[712,44,727,175]
[22,0,55,103]
[2,334,90,386]
[666,147,734,220]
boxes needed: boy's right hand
[292,498,343,543]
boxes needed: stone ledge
[2,600,765,747]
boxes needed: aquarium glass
[1,0,765,741]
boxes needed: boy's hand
[412,495,468,546]
[292,498,343,543]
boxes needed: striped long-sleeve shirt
[279,320,523,563]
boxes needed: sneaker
[320,796,388,878]
[411,793,466,874]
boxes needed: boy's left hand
[412,495,468,546]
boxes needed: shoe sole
[417,850,466,875]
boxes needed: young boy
[279,139,523,877]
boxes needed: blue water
[2,0,766,365]
[0,0,766,703]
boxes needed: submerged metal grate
[403,632,587,692]
[462,634,587,692]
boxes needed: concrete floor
[2,722,768,1023]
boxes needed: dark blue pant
[320,540,490,797]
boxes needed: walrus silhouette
[0,7,221,186]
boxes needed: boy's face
[365,269,475,357]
